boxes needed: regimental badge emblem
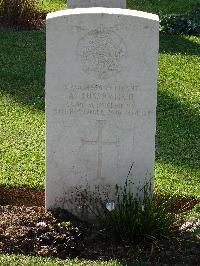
[77,26,126,80]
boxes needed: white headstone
[45,8,159,221]
[68,0,126,9]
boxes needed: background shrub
[0,0,45,29]
[160,3,200,35]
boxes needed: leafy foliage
[160,3,200,35]
[0,0,45,29]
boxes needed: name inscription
[52,83,154,117]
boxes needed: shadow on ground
[160,33,200,56]
[156,90,200,171]
[0,30,46,111]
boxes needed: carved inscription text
[53,83,155,117]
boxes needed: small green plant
[96,193,181,243]
[0,0,45,29]
[61,221,71,227]
[94,175,187,244]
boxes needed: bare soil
[0,186,199,265]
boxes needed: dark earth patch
[0,186,44,207]
[0,186,199,264]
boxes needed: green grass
[38,0,66,13]
[127,0,200,17]
[155,35,200,196]
[0,31,199,195]
[37,0,200,18]
[0,254,144,266]
[0,1,200,195]
[0,31,45,188]
[0,1,199,265]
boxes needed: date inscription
[52,83,154,117]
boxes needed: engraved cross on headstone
[81,120,119,180]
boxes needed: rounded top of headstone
[47,8,159,22]
[68,0,126,9]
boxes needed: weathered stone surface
[45,8,159,220]
[68,0,126,9]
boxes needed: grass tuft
[95,181,188,244]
